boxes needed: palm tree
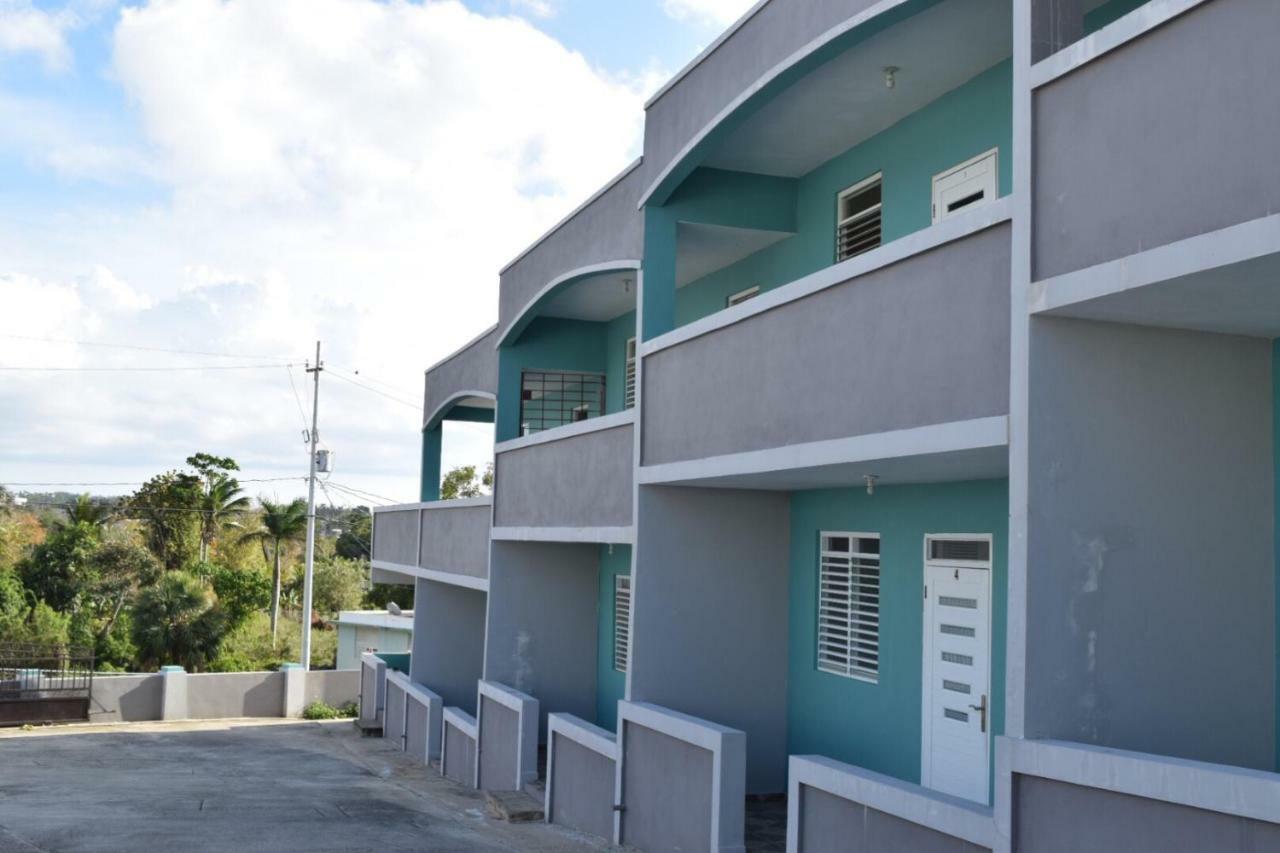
[61,493,111,529]
[238,498,308,643]
[198,474,251,562]
[131,571,224,670]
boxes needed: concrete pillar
[281,663,306,717]
[420,424,442,502]
[160,666,187,721]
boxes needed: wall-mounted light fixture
[864,474,879,496]
[883,66,899,89]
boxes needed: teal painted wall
[497,317,605,442]
[1274,340,1279,772]
[496,314,637,442]
[788,480,1008,794]
[1085,0,1151,32]
[596,543,632,731]
[673,60,1012,330]
[420,425,442,502]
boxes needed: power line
[284,365,312,434]
[0,363,301,372]
[0,334,297,362]
[326,364,420,400]
[324,480,400,506]
[5,477,307,487]
[324,368,420,411]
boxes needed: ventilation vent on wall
[928,538,991,563]
[613,575,631,673]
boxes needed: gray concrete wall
[798,786,988,853]
[405,695,433,763]
[1013,775,1280,852]
[304,669,359,708]
[186,672,284,719]
[642,224,1011,465]
[88,674,162,723]
[643,0,883,188]
[620,721,714,852]
[443,721,477,786]
[420,503,490,579]
[385,678,407,749]
[493,423,634,528]
[1032,0,1280,280]
[484,542,599,734]
[629,486,790,792]
[410,578,486,714]
[1025,317,1275,769]
[478,696,521,791]
[549,734,616,840]
[423,325,498,427]
[373,509,418,566]
[498,165,645,339]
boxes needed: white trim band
[786,755,996,852]
[1030,212,1280,315]
[489,526,634,545]
[374,496,492,514]
[371,560,489,592]
[638,416,1009,486]
[1001,738,1280,827]
[642,200,1012,357]
[423,390,495,431]
[1029,0,1209,90]
[495,409,635,454]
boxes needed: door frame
[919,532,994,801]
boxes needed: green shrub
[301,699,358,720]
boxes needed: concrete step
[522,777,545,801]
[353,719,382,738]
[484,789,544,823]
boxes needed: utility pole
[301,340,323,671]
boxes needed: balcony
[370,498,491,590]
[1031,0,1279,283]
[492,411,635,536]
[640,209,1012,481]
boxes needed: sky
[0,0,756,507]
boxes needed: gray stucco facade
[366,0,1280,849]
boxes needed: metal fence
[0,644,95,726]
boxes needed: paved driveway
[0,719,608,853]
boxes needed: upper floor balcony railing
[1030,0,1278,284]
[639,202,1012,476]
[492,410,635,536]
[370,497,492,590]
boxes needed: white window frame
[624,337,637,410]
[931,148,998,224]
[613,574,631,673]
[817,531,881,683]
[835,173,883,263]
[726,285,760,308]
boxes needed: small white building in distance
[335,610,413,671]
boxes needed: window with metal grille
[519,369,606,435]
[836,174,882,262]
[613,575,631,672]
[817,532,880,682]
[624,338,637,410]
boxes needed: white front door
[921,535,992,805]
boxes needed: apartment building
[365,0,1280,850]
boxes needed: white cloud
[508,0,556,19]
[661,0,755,27]
[0,0,113,72]
[1,0,654,502]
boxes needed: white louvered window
[817,532,881,682]
[613,575,631,672]
[836,174,883,262]
[624,338,637,410]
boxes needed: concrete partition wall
[630,485,790,793]
[410,578,486,713]
[484,541,600,735]
[442,707,479,787]
[359,654,387,727]
[546,713,617,841]
[88,674,163,723]
[1024,317,1275,769]
[384,672,409,751]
